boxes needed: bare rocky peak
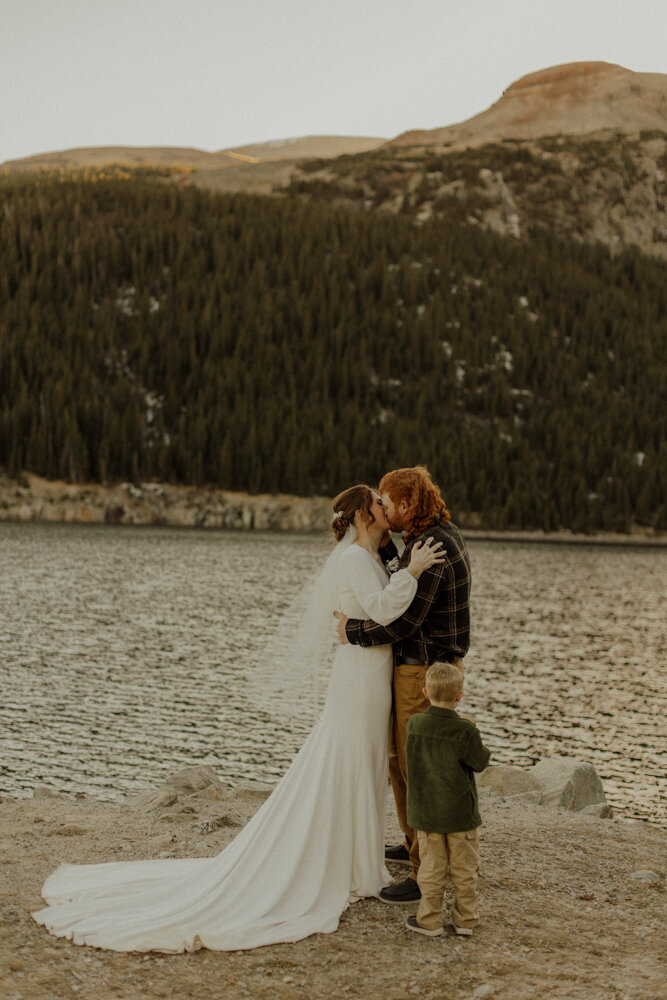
[388,62,667,147]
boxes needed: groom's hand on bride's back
[333,610,350,644]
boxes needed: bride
[33,484,443,952]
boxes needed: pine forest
[0,166,665,532]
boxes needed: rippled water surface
[1,523,665,824]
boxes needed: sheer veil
[248,525,357,726]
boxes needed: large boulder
[477,765,542,798]
[529,756,607,811]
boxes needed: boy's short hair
[425,661,464,703]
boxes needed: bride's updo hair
[331,484,375,542]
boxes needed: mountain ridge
[1,136,387,172]
[1,64,665,261]
[388,62,667,147]
[3,62,664,174]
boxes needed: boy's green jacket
[406,706,491,834]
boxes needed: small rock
[581,802,613,819]
[33,786,58,799]
[472,986,495,999]
[128,788,179,811]
[232,781,275,800]
[199,815,241,834]
[166,765,226,796]
[52,824,88,836]
[196,786,225,802]
[629,870,662,886]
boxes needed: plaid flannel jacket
[344,518,471,662]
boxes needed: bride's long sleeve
[340,546,417,626]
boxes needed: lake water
[1,522,665,825]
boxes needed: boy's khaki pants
[390,658,464,879]
[415,829,480,931]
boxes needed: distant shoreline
[0,471,664,546]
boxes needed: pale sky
[2,0,666,165]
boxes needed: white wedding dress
[32,544,417,952]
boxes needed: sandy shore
[1,775,664,1000]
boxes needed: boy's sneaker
[451,924,473,936]
[406,916,443,937]
[384,844,411,867]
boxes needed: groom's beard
[386,515,405,533]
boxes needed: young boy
[404,661,490,938]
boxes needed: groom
[335,466,471,903]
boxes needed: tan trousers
[389,658,463,878]
[389,663,430,878]
[416,829,480,931]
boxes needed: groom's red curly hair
[379,466,450,537]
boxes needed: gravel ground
[0,782,664,1000]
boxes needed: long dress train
[32,544,416,952]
